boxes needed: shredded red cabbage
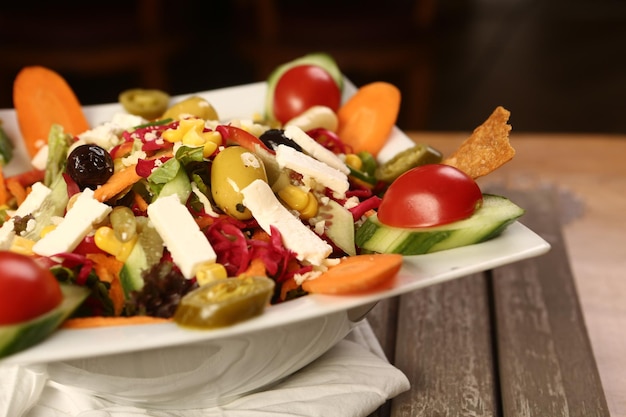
[51,252,94,285]
[205,219,299,283]
[306,128,352,155]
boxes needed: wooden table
[367,133,626,417]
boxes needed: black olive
[259,129,303,152]
[66,144,114,190]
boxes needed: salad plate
[0,80,550,408]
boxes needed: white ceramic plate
[0,81,551,367]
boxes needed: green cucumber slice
[355,194,524,255]
[0,284,89,359]
[319,199,356,256]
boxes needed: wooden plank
[490,188,610,417]
[388,273,498,417]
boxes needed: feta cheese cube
[241,179,332,266]
[147,194,216,279]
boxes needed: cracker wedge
[443,106,514,179]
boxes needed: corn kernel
[299,192,319,220]
[10,236,35,255]
[278,185,310,211]
[162,127,182,143]
[196,262,228,286]
[345,154,362,171]
[94,226,138,262]
[40,224,56,238]
[182,127,205,146]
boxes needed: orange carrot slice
[93,165,142,202]
[62,316,172,329]
[13,66,90,157]
[302,253,403,295]
[337,82,401,157]
[0,166,8,206]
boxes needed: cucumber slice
[319,199,356,256]
[0,284,89,359]
[265,52,343,121]
[120,240,148,298]
[355,194,524,255]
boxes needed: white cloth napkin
[1,320,410,417]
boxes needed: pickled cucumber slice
[174,276,275,329]
[375,144,442,183]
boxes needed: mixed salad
[0,53,522,358]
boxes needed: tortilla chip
[443,106,514,179]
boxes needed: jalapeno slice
[375,144,443,183]
[119,88,170,119]
[173,276,275,329]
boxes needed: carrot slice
[13,66,90,158]
[62,316,172,329]
[93,165,142,202]
[337,82,401,157]
[5,177,28,206]
[302,253,403,295]
[0,166,8,206]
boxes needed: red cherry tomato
[273,65,341,124]
[378,164,483,228]
[0,251,63,325]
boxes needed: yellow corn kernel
[162,127,183,143]
[345,153,362,171]
[201,131,221,157]
[40,224,56,238]
[278,185,310,211]
[10,236,35,255]
[181,127,205,146]
[299,192,319,220]
[94,226,138,262]
[195,262,228,286]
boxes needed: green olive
[173,276,275,329]
[211,146,268,220]
[375,144,443,183]
[118,88,170,119]
[161,96,219,121]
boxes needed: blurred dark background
[2,0,626,133]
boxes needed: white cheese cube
[0,182,53,250]
[275,144,349,197]
[147,194,216,279]
[32,188,112,257]
[241,179,332,266]
[283,125,350,175]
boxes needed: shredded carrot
[302,254,403,295]
[132,190,149,213]
[5,178,27,206]
[250,228,271,242]
[279,276,299,301]
[62,316,172,329]
[0,166,8,206]
[13,66,90,158]
[337,82,401,157]
[87,253,125,316]
[242,257,267,277]
[195,215,216,230]
[93,165,142,202]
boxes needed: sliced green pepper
[119,88,170,119]
[375,144,442,184]
[173,276,275,329]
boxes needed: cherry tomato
[377,164,483,228]
[273,65,341,124]
[0,251,63,325]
